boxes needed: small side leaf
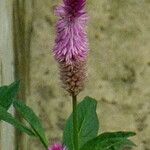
[80,131,136,150]
[13,100,48,149]
[0,81,20,110]
[63,96,99,150]
[0,105,35,136]
[95,132,136,141]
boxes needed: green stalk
[72,94,78,150]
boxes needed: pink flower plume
[53,0,89,64]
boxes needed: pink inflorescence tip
[54,0,89,64]
[53,0,89,95]
[48,143,67,150]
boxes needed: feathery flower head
[48,143,67,150]
[54,0,89,64]
[53,0,89,95]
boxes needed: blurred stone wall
[14,0,150,150]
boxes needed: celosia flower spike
[53,0,89,95]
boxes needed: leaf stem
[72,94,78,150]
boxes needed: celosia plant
[0,0,136,150]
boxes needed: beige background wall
[0,0,15,149]
[0,0,150,150]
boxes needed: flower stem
[72,94,78,150]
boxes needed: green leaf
[113,139,136,150]
[0,81,20,110]
[80,131,136,150]
[0,105,35,136]
[63,96,99,150]
[13,100,48,149]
